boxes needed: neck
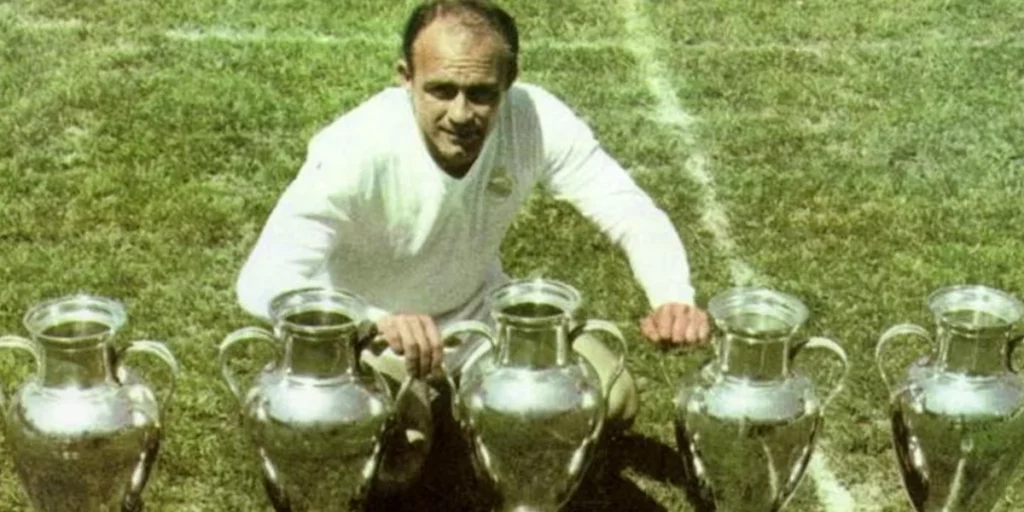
[442,162,472,179]
[41,343,115,388]
[285,334,355,378]
[497,323,569,368]
[940,328,1007,376]
[719,335,789,381]
[431,146,473,179]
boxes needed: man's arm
[235,139,361,321]
[536,91,696,308]
[235,130,446,376]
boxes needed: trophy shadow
[369,429,687,512]
[563,433,687,512]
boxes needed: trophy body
[0,294,179,512]
[878,285,1024,512]
[219,288,402,512]
[674,287,848,511]
[445,278,626,512]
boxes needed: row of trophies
[0,279,1021,511]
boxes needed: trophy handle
[119,340,182,416]
[1007,331,1024,373]
[115,340,180,512]
[0,335,42,407]
[218,327,280,402]
[361,325,416,404]
[440,319,498,375]
[790,336,849,409]
[569,319,629,404]
[439,320,496,425]
[440,320,497,351]
[876,323,932,391]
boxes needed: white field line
[164,26,620,51]
[9,14,1022,52]
[618,0,757,288]
[619,1,871,512]
[164,26,398,46]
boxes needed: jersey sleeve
[235,129,369,321]
[534,87,697,307]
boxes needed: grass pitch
[2,0,1024,510]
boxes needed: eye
[467,86,499,105]
[426,84,457,100]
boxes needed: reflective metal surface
[878,284,1024,512]
[444,278,625,512]
[674,287,848,511]
[219,288,400,511]
[0,294,179,512]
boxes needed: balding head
[400,0,519,85]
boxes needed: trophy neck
[708,287,807,380]
[36,328,117,389]
[21,294,125,388]
[495,318,570,368]
[278,311,362,379]
[937,323,1011,376]
[485,280,581,368]
[285,334,357,378]
[718,334,790,380]
[489,278,581,369]
[929,285,1023,376]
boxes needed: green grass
[2,0,1024,510]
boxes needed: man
[236,0,710,498]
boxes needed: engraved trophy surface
[877,284,1024,512]
[443,278,626,512]
[674,287,848,512]
[218,287,402,512]
[0,294,180,512]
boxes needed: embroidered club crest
[485,166,514,199]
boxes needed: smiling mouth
[447,130,482,145]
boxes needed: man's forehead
[412,16,510,62]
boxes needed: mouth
[443,128,482,146]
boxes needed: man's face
[400,19,512,177]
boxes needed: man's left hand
[640,302,710,346]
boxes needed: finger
[397,318,421,378]
[656,305,674,341]
[378,318,404,354]
[671,305,690,344]
[421,316,444,376]
[409,318,433,379]
[640,316,659,342]
[697,311,711,341]
[684,310,703,344]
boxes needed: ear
[396,59,413,89]
[506,62,518,89]
[503,60,518,89]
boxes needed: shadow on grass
[369,424,691,512]
[563,433,684,512]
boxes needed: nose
[448,93,473,126]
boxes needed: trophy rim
[707,286,809,336]
[489,277,582,325]
[22,293,126,347]
[268,286,371,335]
[926,284,1024,326]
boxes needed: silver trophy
[674,287,848,511]
[218,287,405,511]
[442,278,626,512]
[877,284,1024,512]
[0,294,180,512]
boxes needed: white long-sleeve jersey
[236,82,696,328]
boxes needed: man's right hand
[376,314,444,379]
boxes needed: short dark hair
[401,0,519,78]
